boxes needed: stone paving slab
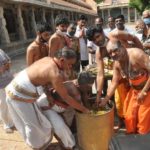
[0,123,62,150]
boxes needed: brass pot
[76,102,114,150]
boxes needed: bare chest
[119,62,145,79]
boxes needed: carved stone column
[42,8,46,22]
[108,9,110,16]
[135,8,137,21]
[30,7,37,35]
[17,5,27,40]
[0,6,10,44]
[128,7,130,23]
[50,9,55,31]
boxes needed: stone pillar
[68,11,70,20]
[74,13,78,21]
[66,11,69,20]
[101,10,104,19]
[42,8,46,22]
[61,10,64,16]
[65,11,69,18]
[108,9,110,17]
[73,12,76,21]
[135,8,137,21]
[70,12,73,21]
[0,6,10,44]
[17,5,27,40]
[128,7,130,23]
[71,12,74,21]
[75,13,77,21]
[88,16,91,25]
[76,13,79,21]
[91,16,93,25]
[30,7,37,35]
[121,7,123,14]
[51,9,55,31]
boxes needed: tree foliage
[129,0,150,15]
[95,0,104,4]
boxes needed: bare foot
[5,128,14,134]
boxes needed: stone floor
[0,122,62,150]
[0,121,126,150]
[11,54,26,74]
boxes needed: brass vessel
[76,102,114,150]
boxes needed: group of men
[0,9,150,150]
[1,14,94,150]
[85,10,150,135]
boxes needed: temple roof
[7,0,97,15]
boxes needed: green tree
[95,0,104,4]
[129,0,150,15]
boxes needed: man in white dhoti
[6,47,89,150]
[0,49,14,133]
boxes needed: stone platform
[0,122,62,150]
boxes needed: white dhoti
[37,94,75,148]
[0,88,13,129]
[5,70,52,149]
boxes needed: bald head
[95,17,103,27]
[136,19,145,25]
[106,40,121,51]
[143,10,150,18]
[106,40,124,61]
[143,10,150,26]
[54,47,76,59]
[135,19,146,33]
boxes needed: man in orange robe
[102,40,150,134]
